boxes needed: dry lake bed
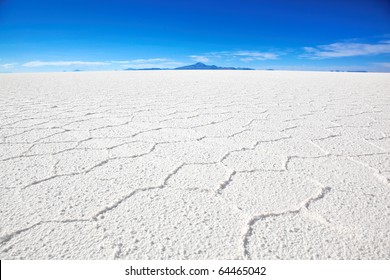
[0,70,389,259]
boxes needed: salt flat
[0,70,389,259]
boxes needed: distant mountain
[330,70,368,73]
[174,62,254,70]
[175,62,219,70]
[137,68,163,70]
[124,62,254,71]
[125,67,168,70]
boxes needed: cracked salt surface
[1,70,390,259]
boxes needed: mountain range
[125,62,254,71]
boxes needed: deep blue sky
[1,0,390,72]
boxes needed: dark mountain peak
[174,62,253,70]
[175,63,217,70]
[124,62,254,71]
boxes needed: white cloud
[130,58,168,64]
[190,50,280,63]
[22,60,110,67]
[0,63,16,69]
[120,58,183,69]
[189,55,209,63]
[372,62,390,68]
[111,58,184,68]
[122,61,183,69]
[239,57,255,62]
[111,58,170,64]
[21,58,183,69]
[232,51,279,60]
[110,60,133,64]
[303,41,390,59]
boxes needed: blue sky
[1,0,390,72]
